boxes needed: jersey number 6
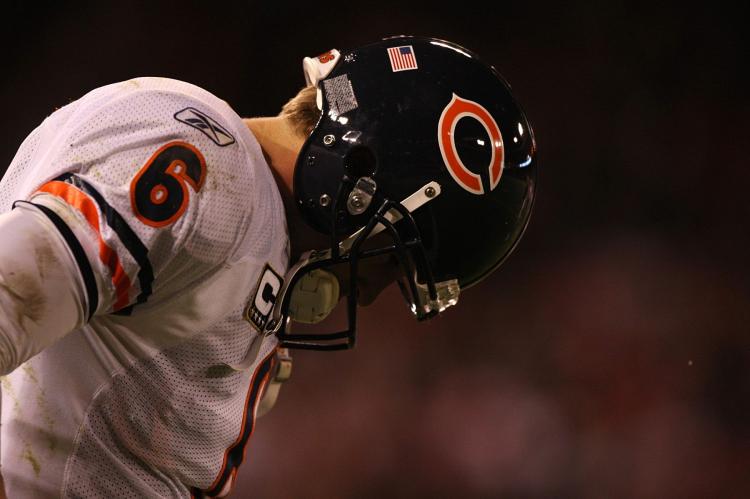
[130,141,207,227]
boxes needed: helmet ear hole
[344,146,377,178]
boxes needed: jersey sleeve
[13,79,264,317]
[0,203,88,374]
[29,177,156,316]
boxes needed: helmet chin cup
[287,269,340,324]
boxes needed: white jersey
[0,78,289,497]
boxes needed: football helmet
[265,36,537,350]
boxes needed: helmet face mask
[269,36,537,350]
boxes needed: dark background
[2,1,749,497]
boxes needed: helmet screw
[346,176,376,215]
[425,186,437,198]
[323,134,336,147]
[319,194,331,207]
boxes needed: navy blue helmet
[269,36,537,350]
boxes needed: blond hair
[280,85,320,138]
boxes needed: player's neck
[244,116,301,193]
[244,116,328,262]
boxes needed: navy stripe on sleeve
[14,200,99,321]
[54,173,154,314]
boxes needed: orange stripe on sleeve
[37,180,132,311]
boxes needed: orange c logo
[438,93,504,195]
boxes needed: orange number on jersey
[130,141,207,227]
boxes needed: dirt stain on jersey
[206,364,237,378]
[22,363,38,383]
[1,375,21,416]
[91,167,104,181]
[21,444,41,477]
[0,270,46,328]
[206,169,239,192]
[23,364,58,452]
[34,242,59,281]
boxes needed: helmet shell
[294,36,537,288]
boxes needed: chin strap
[339,181,442,254]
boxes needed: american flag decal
[388,45,418,72]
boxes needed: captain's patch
[245,264,283,333]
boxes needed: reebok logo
[174,107,236,147]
